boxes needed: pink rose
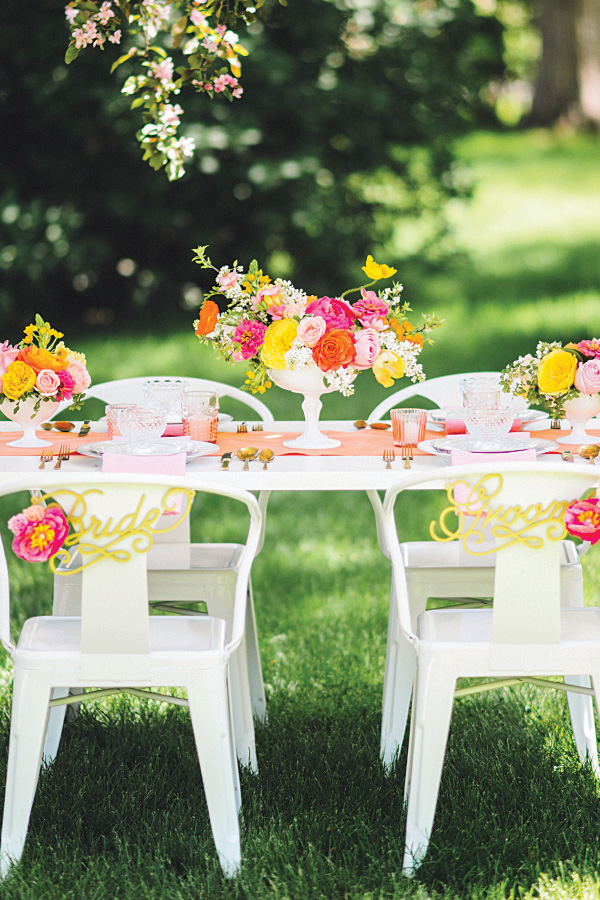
[575,359,600,395]
[0,341,20,376]
[305,296,356,330]
[35,369,61,397]
[297,316,327,348]
[565,498,600,545]
[353,328,381,369]
[283,302,305,319]
[352,289,389,330]
[66,359,91,394]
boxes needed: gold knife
[78,420,91,436]
[220,451,233,470]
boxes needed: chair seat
[15,615,227,667]
[418,606,600,645]
[147,542,244,571]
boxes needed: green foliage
[0,0,504,331]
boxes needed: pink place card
[101,450,187,513]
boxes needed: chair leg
[403,657,455,876]
[0,670,51,877]
[42,688,71,765]
[245,582,266,723]
[563,676,600,773]
[228,643,258,772]
[187,668,242,878]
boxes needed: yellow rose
[372,350,405,388]
[261,319,298,369]
[537,349,577,396]
[2,361,37,400]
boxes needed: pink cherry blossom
[152,58,174,85]
[353,328,381,369]
[0,341,20,376]
[297,316,327,348]
[35,369,61,397]
[352,289,389,330]
[305,297,356,330]
[233,320,267,359]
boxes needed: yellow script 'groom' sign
[430,474,568,555]
[46,487,195,573]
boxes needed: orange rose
[312,328,356,372]
[195,300,219,336]
[18,345,67,373]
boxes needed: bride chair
[381,462,600,874]
[367,371,500,423]
[0,472,263,878]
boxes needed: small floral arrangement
[0,315,91,415]
[500,339,600,418]
[8,499,69,563]
[192,247,442,396]
[565,496,600,545]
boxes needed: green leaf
[171,15,189,50]
[149,153,167,170]
[110,50,136,73]
[130,96,148,109]
[65,43,80,65]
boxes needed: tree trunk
[527,0,600,127]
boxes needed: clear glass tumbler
[182,391,219,443]
[143,380,184,422]
[390,408,427,447]
[118,405,168,452]
[106,403,140,439]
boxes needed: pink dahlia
[57,370,76,401]
[577,340,600,358]
[352,289,389,330]
[233,320,267,360]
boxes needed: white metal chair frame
[0,472,263,879]
[381,462,600,875]
[367,372,500,423]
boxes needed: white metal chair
[381,462,600,874]
[367,372,500,423]
[75,376,275,422]
[0,472,263,879]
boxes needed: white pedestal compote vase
[269,365,356,450]
[555,393,600,446]
[0,397,54,448]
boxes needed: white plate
[77,439,218,461]
[427,407,548,426]
[417,436,555,457]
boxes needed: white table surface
[0,419,573,492]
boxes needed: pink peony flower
[0,341,20,376]
[35,369,61,397]
[575,359,600,395]
[57,370,75,401]
[353,327,381,369]
[352,289,389,330]
[297,316,327,348]
[7,513,29,537]
[11,507,69,563]
[232,319,267,360]
[577,340,600,358]
[23,504,46,523]
[66,359,91,394]
[565,498,600,545]
[305,297,356,330]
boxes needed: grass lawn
[1,130,600,898]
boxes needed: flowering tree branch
[64,0,286,180]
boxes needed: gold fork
[54,444,71,469]
[400,444,412,469]
[39,449,53,469]
[252,423,263,431]
[236,422,248,433]
[383,449,395,469]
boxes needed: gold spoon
[579,444,600,463]
[237,447,259,470]
[259,448,274,470]
[353,419,368,429]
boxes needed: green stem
[340,280,376,299]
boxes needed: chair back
[76,376,274,421]
[383,462,600,649]
[0,474,263,676]
[367,372,500,423]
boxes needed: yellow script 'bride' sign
[430,474,567,555]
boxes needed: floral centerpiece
[192,247,441,397]
[501,339,600,445]
[0,315,91,448]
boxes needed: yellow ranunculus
[537,349,577,396]
[261,319,298,369]
[2,361,37,400]
[372,350,405,388]
[362,255,397,280]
